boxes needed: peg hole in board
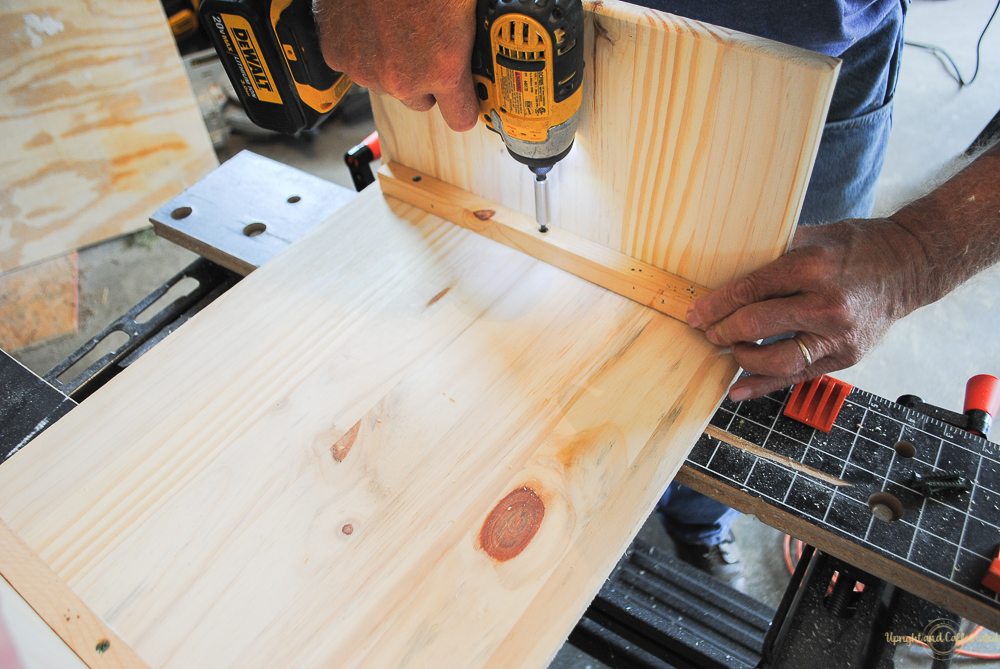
[170,206,192,220]
[894,441,916,459]
[243,222,266,237]
[868,492,903,522]
[287,195,301,203]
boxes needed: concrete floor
[7,0,1000,666]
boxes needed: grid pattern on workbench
[686,386,1000,611]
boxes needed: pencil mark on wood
[472,209,495,221]
[480,486,545,562]
[427,285,452,307]
[331,421,361,463]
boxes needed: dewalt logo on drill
[218,14,282,104]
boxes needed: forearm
[889,140,1000,311]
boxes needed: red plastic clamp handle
[965,374,1000,417]
[361,131,381,161]
[983,546,1000,593]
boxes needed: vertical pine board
[0,0,218,271]
[371,0,838,289]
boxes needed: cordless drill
[472,0,585,232]
[200,0,585,231]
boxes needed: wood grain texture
[0,520,149,669]
[0,184,738,668]
[0,252,78,351]
[372,0,839,289]
[0,0,218,271]
[378,162,711,323]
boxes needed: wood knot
[331,421,361,462]
[472,209,496,221]
[342,523,354,535]
[479,486,544,562]
[427,285,452,307]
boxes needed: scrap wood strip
[378,162,712,324]
[0,518,149,669]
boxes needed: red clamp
[344,131,381,192]
[982,547,1000,594]
[964,374,1000,439]
[784,375,854,433]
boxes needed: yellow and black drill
[472,0,585,231]
[200,0,584,230]
[200,0,353,135]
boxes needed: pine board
[372,0,839,289]
[0,185,738,668]
[0,0,218,271]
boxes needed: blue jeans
[657,1,907,546]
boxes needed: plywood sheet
[0,185,738,668]
[0,0,218,271]
[372,0,839,289]
[0,252,78,351]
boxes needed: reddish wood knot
[479,486,544,562]
[332,421,361,463]
[427,285,452,307]
[342,524,354,535]
[472,209,496,221]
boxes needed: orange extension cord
[782,535,1000,659]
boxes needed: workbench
[5,151,998,669]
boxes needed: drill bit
[531,166,551,233]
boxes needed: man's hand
[688,139,1000,403]
[686,219,927,401]
[314,0,479,132]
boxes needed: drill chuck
[488,110,579,171]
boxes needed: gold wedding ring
[793,336,813,367]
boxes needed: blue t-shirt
[635,0,899,56]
